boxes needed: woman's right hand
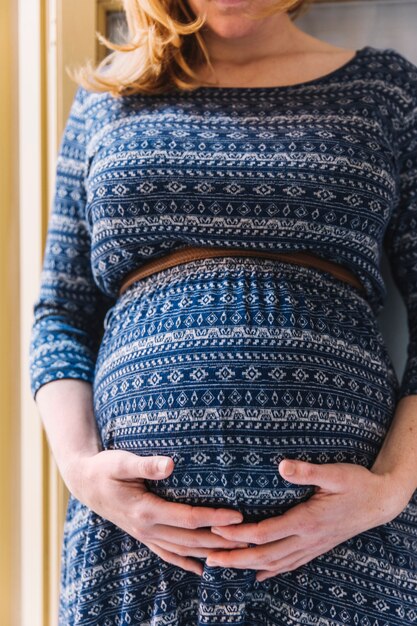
[63,450,247,576]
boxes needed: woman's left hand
[205,459,410,582]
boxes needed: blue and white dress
[29,45,417,625]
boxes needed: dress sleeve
[383,63,417,401]
[29,85,115,401]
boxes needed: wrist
[59,447,102,499]
[370,465,414,522]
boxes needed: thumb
[113,451,174,480]
[137,455,174,479]
[278,459,341,490]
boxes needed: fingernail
[158,459,170,472]
[282,461,295,475]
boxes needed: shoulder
[354,46,417,142]
[72,84,128,129]
[363,47,417,109]
[362,45,417,77]
[73,84,108,111]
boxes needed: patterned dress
[29,45,417,625]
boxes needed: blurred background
[1,1,416,624]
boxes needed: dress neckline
[191,46,372,93]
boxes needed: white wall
[297,0,417,384]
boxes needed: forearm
[371,394,417,506]
[34,378,103,486]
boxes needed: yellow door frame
[19,1,102,624]
[0,0,20,624]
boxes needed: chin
[204,21,259,39]
[192,0,266,39]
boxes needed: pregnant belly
[92,257,399,522]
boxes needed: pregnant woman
[29,0,417,624]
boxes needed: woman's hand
[63,450,248,576]
[205,459,411,582]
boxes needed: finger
[256,547,308,577]
[206,545,266,570]
[144,525,250,549]
[145,540,203,576]
[149,538,248,559]
[256,551,314,581]
[278,459,343,490]
[210,509,304,544]
[110,451,175,481]
[206,536,299,570]
[139,491,244,529]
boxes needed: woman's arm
[35,378,250,578]
[34,378,103,494]
[370,393,417,506]
[203,396,417,580]
[29,86,249,577]
[203,80,417,575]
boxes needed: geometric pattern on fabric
[27,45,417,625]
[61,257,416,626]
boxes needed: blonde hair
[68,0,313,97]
